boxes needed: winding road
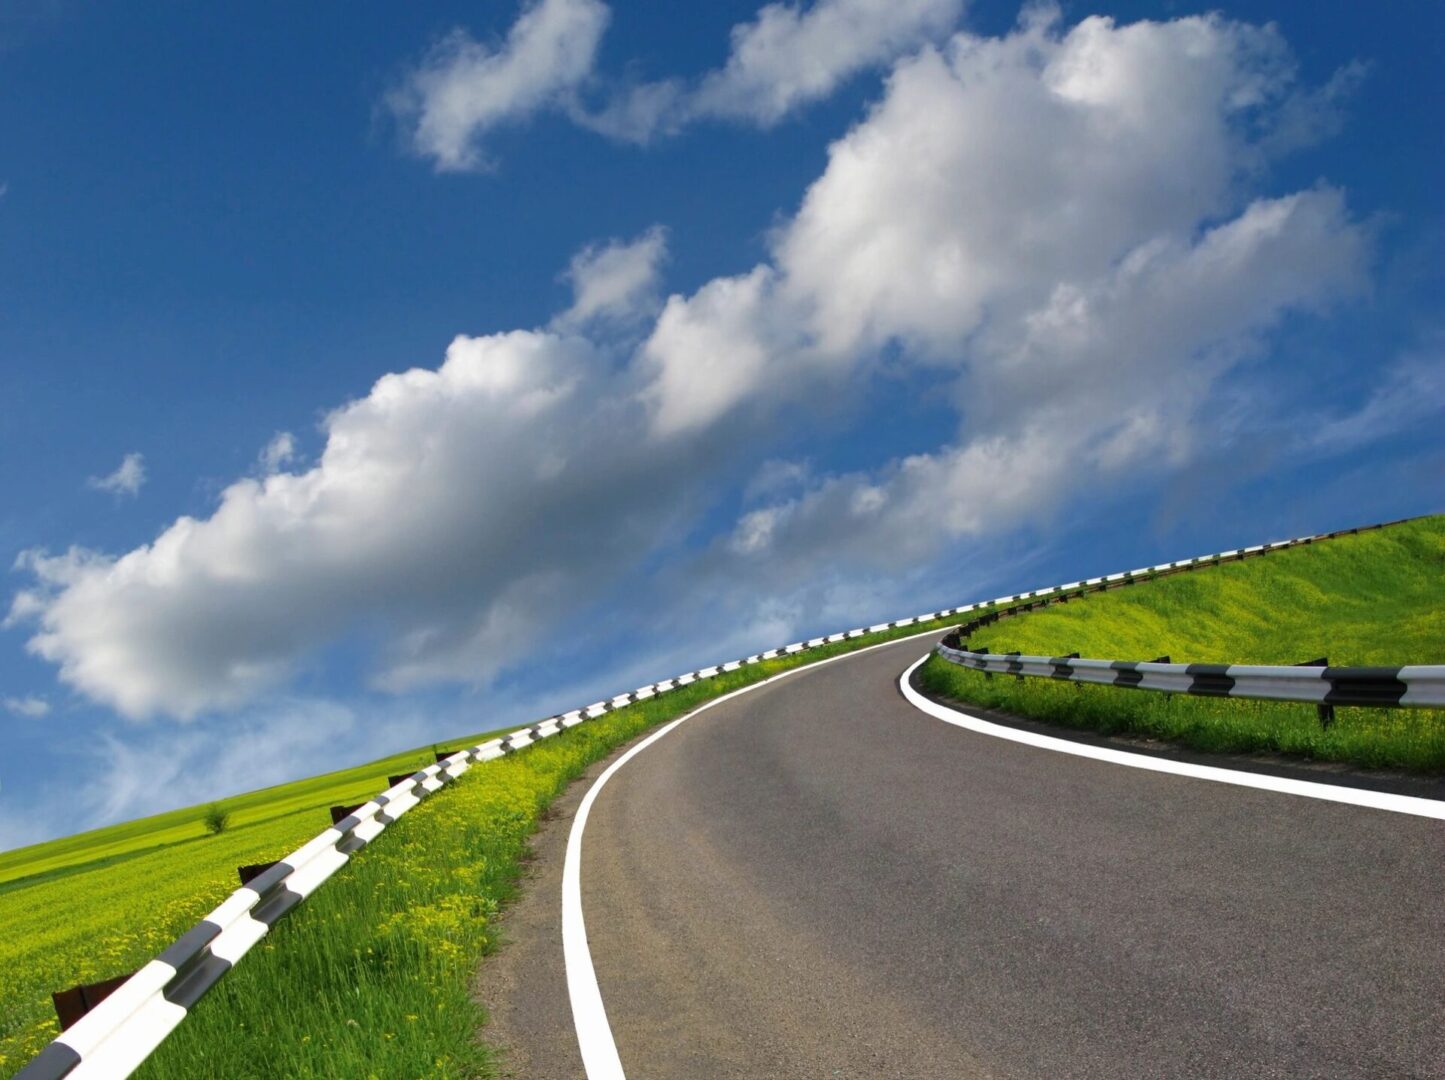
[481,633,1445,1079]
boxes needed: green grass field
[918,515,1445,772]
[0,617,959,1079]
[0,724,528,1075]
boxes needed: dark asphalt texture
[479,635,1445,1079]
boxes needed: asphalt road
[480,634,1445,1079]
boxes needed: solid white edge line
[562,626,951,1079]
[898,655,1445,820]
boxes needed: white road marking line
[899,655,1445,820]
[562,627,949,1078]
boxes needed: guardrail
[933,641,1445,709]
[14,516,1420,1079]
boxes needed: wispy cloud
[1303,352,1445,456]
[258,432,297,474]
[3,695,49,718]
[553,225,668,330]
[390,0,966,167]
[579,0,965,141]
[0,696,440,849]
[388,0,610,171]
[87,452,146,497]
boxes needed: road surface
[479,634,1445,1079]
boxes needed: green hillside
[919,514,1445,771]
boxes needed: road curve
[481,634,1445,1079]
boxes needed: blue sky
[1,0,1440,849]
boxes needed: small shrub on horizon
[202,804,231,836]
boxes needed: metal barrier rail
[933,642,1445,708]
[14,515,1421,1079]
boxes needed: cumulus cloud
[642,265,802,436]
[10,331,726,718]
[554,226,668,329]
[390,0,610,171]
[649,10,1370,567]
[645,11,1371,428]
[87,452,146,497]
[13,10,1382,725]
[3,695,49,719]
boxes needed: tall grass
[918,515,1445,772]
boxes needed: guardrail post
[1150,657,1173,700]
[1296,658,1334,727]
[237,861,278,886]
[51,973,135,1031]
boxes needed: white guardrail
[13,517,1418,1079]
[934,644,1445,707]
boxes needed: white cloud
[574,77,687,143]
[397,0,966,154]
[3,695,49,718]
[14,10,1383,726]
[645,12,1369,430]
[9,331,722,718]
[391,0,610,171]
[774,12,1315,361]
[642,265,802,437]
[87,452,146,497]
[691,0,964,125]
[257,431,297,474]
[647,12,1370,570]
[586,0,965,139]
[554,226,668,328]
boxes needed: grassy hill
[919,514,1445,771]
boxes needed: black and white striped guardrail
[14,516,1422,1079]
[933,642,1445,708]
